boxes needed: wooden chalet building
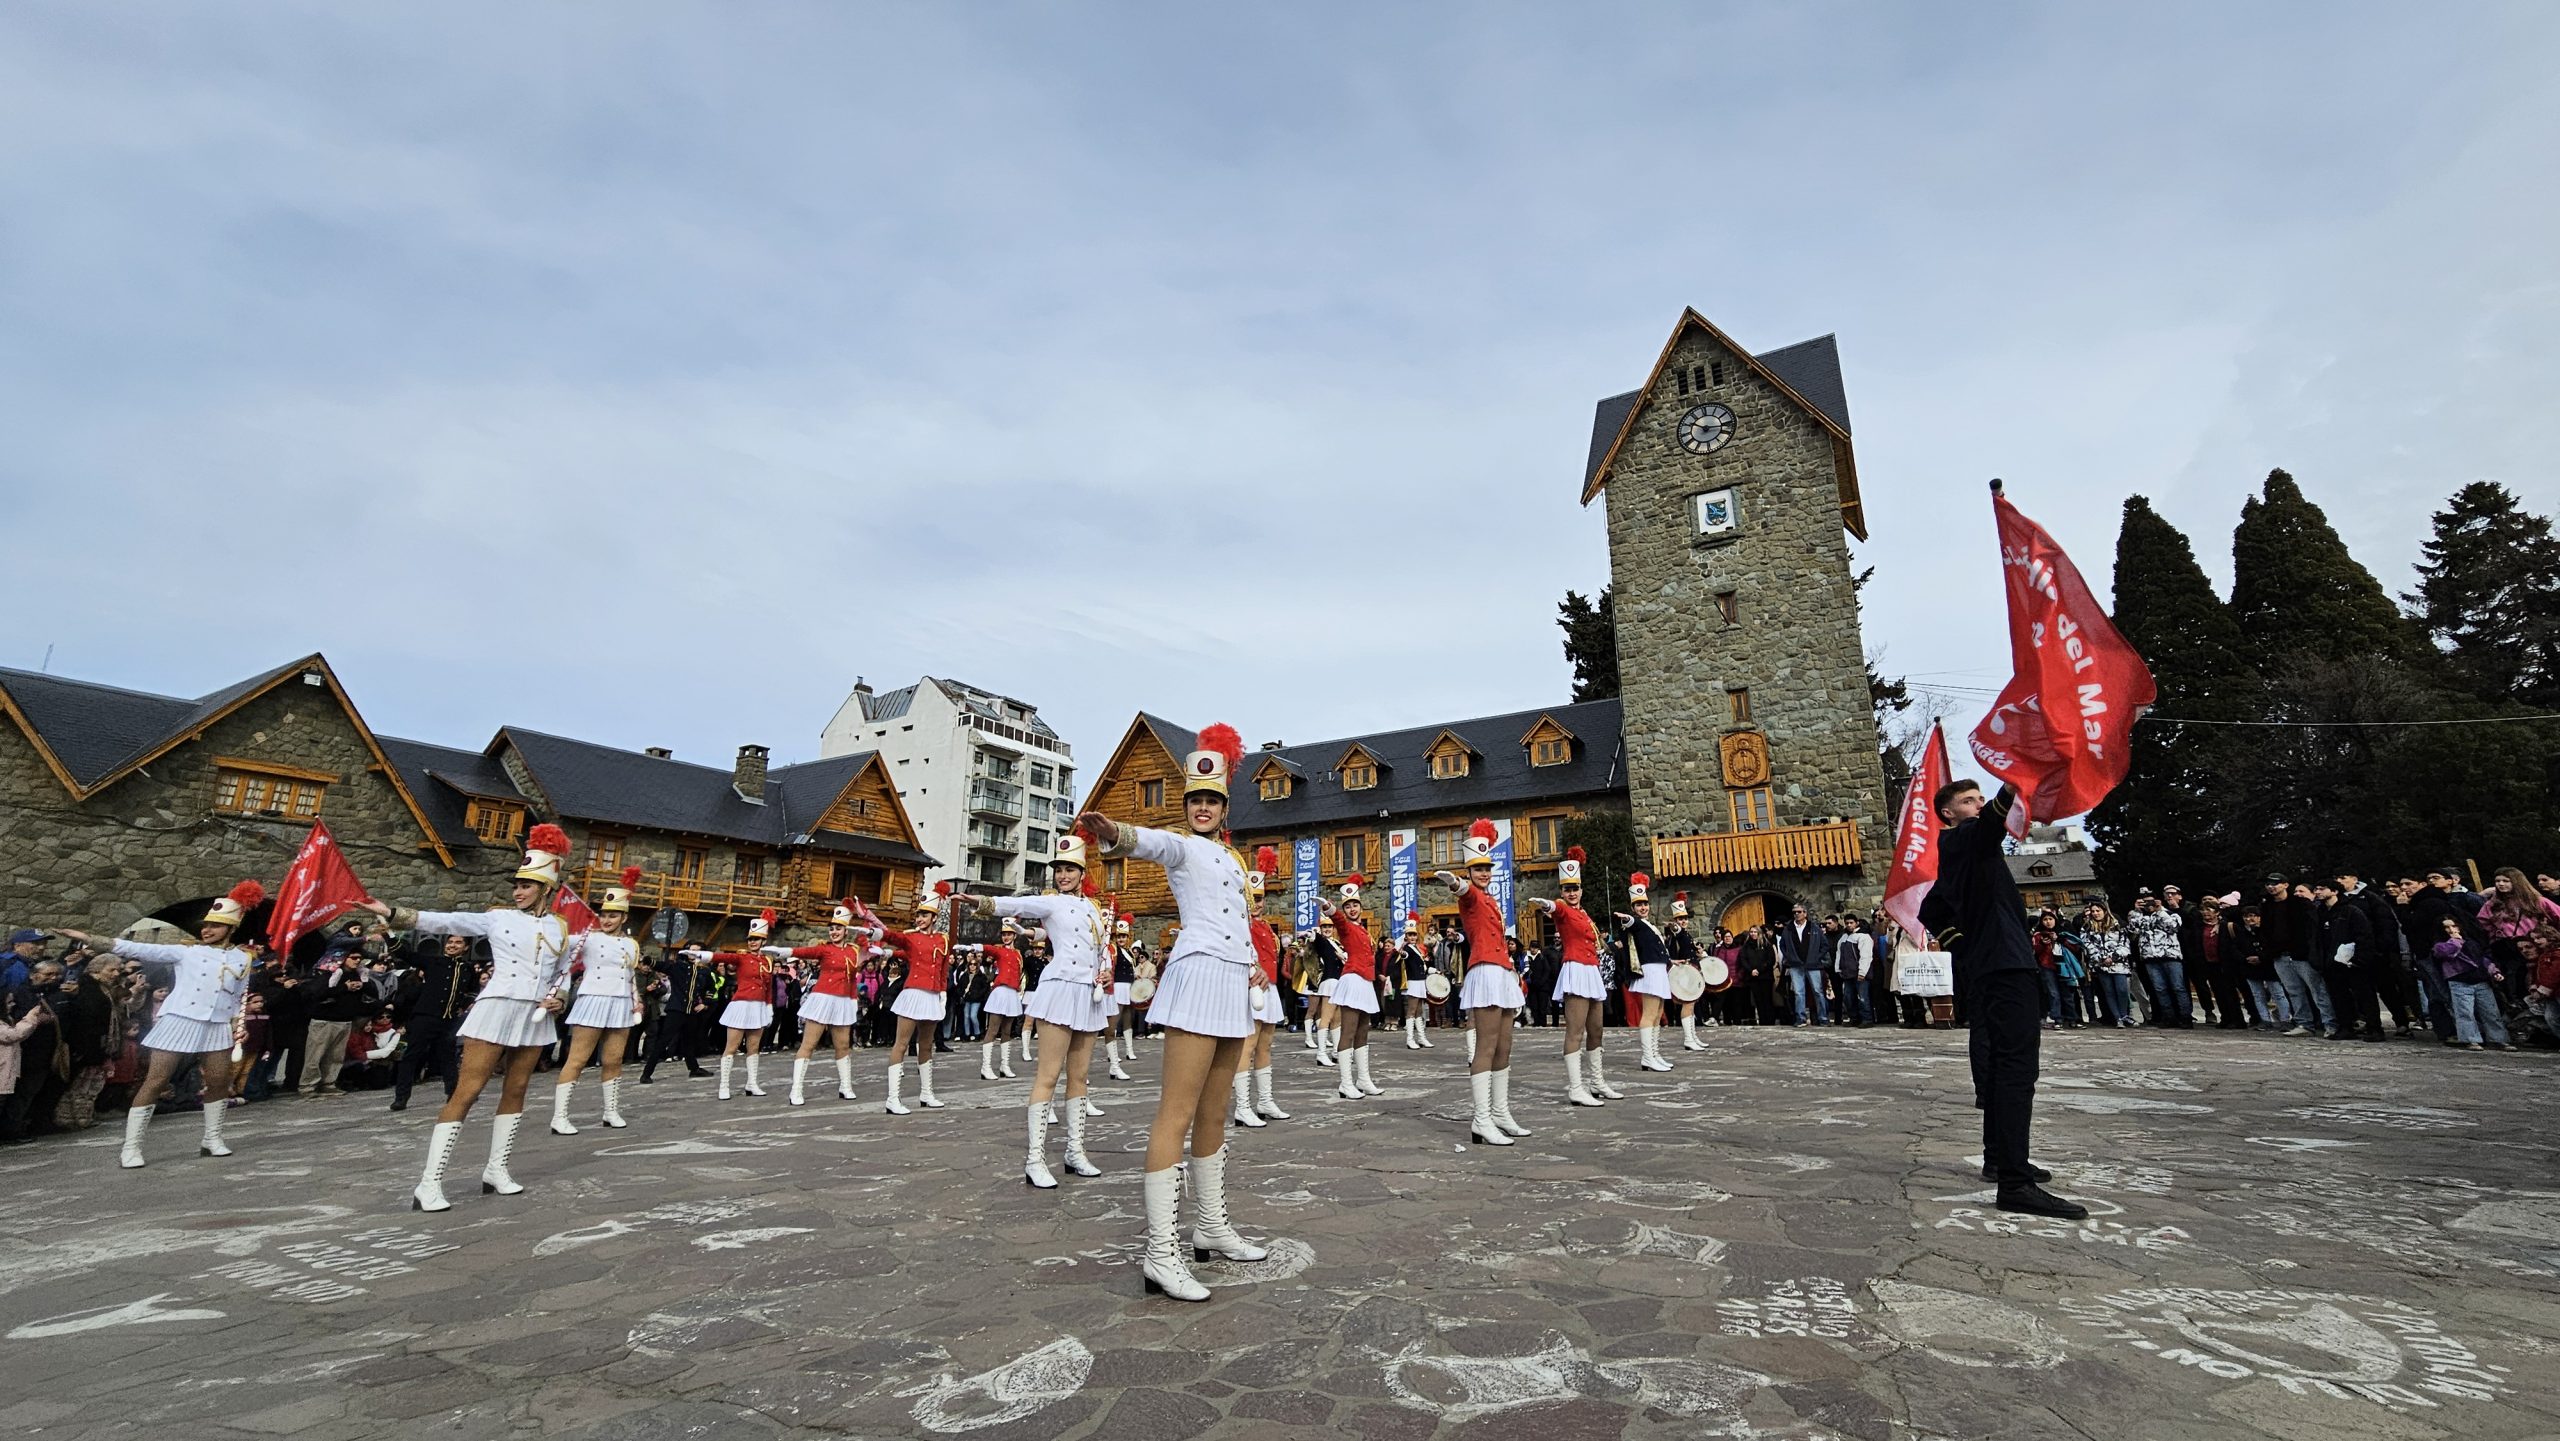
[1082,700,1629,943]
[0,652,937,948]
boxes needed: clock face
[1676,403,1736,455]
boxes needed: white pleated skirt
[799,991,858,1027]
[1628,963,1674,1000]
[985,985,1024,1017]
[460,996,556,1049]
[1252,984,1286,1026]
[1554,961,1607,1002]
[892,989,947,1023]
[1460,966,1525,1012]
[144,1013,233,1055]
[1146,956,1253,1039]
[719,1000,774,1032]
[1112,982,1134,1005]
[1332,975,1380,1015]
[1317,978,1337,1000]
[1024,976,1108,1032]
[567,993,636,1029]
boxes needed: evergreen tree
[2405,481,2560,709]
[2229,469,2415,662]
[1558,587,1620,702]
[1561,806,1641,940]
[2087,497,2260,893]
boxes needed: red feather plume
[226,879,266,909]
[1629,872,1651,888]
[934,879,955,897]
[1254,845,1279,874]
[1675,890,1691,901]
[619,865,643,889]
[757,907,778,928]
[1119,912,1134,924]
[1469,818,1500,846]
[1197,722,1245,779]
[1079,875,1095,896]
[526,823,571,857]
[1566,845,1586,864]
[1344,872,1368,888]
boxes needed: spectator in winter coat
[2263,879,2336,1038]
[2124,892,2190,1028]
[2478,867,2560,1007]
[2312,881,2382,1042]
[2431,917,2514,1051]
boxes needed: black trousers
[645,1009,707,1077]
[393,1013,460,1104]
[2328,961,2385,1036]
[1967,967,2044,1185]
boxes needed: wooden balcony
[568,863,794,920]
[1650,820,1863,878]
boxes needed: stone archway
[1700,885,1803,937]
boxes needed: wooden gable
[1250,753,1296,801]
[1334,742,1386,791]
[1521,713,1577,767]
[816,755,924,849]
[1082,713,1191,919]
[1422,729,1477,780]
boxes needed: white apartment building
[817,677,1076,894]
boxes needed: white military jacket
[990,893,1110,986]
[111,939,252,1025]
[401,908,570,1002]
[568,929,641,1002]
[1111,826,1252,969]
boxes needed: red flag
[1882,723,1952,943]
[269,822,372,954]
[553,885,599,936]
[1969,484,2157,832]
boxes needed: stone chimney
[734,744,770,801]
[644,747,673,760]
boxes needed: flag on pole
[1969,482,2156,834]
[269,822,372,954]
[1882,723,1952,943]
[553,885,599,935]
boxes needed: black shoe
[687,1066,710,1077]
[1983,1161,2052,1183]
[1994,1184,2087,1220]
[639,1074,655,1084]
[389,1097,408,1112]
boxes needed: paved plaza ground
[0,1023,2552,1440]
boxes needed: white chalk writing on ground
[2284,1104,2475,1132]
[1931,1206,2189,1253]
[899,1336,1093,1434]
[1717,1277,1862,1340]
[7,1293,225,1339]
[1384,1332,1768,1422]
[2056,1288,2512,1409]
[1870,1280,2069,1370]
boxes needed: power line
[1902,681,2560,729]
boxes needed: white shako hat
[1054,831,1090,871]
[517,823,572,887]
[829,899,856,926]
[1558,845,1586,886]
[204,879,266,929]
[1182,723,1244,799]
[748,907,777,939]
[1627,871,1651,903]
[1338,872,1367,904]
[603,867,642,913]
[1115,913,1133,935]
[1461,818,1498,868]
[1671,891,1691,920]
[915,880,950,917]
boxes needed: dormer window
[1519,715,1578,768]
[1342,763,1376,791]
[1259,774,1290,801]
[1424,730,1475,780]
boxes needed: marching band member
[1615,873,1677,1071]
[61,879,265,1169]
[1436,819,1528,1146]
[1668,893,1709,1051]
[1078,723,1269,1302]
[978,919,1026,1081]
[980,832,1113,1188]
[356,824,576,1211]
[1392,915,1432,1049]
[869,884,955,1114]
[769,900,869,1106]
[687,910,782,1099]
[1526,847,1616,1107]
[1309,918,1344,1068]
[1320,876,1385,1100]
[549,868,644,1133]
[1104,916,1138,1079]
[1232,847,1290,1126]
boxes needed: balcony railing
[963,710,1070,755]
[968,779,1025,818]
[568,863,793,920]
[1649,820,1864,878]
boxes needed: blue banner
[1292,836,1322,935]
[1490,819,1517,932]
[1386,830,1419,940]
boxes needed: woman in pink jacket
[2477,868,2560,1005]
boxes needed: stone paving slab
[2,1026,2554,1440]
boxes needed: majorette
[686,908,784,1099]
[869,882,956,1114]
[1435,819,1529,1146]
[1231,846,1290,1127]
[550,866,645,1134]
[1106,913,1141,1079]
[1617,872,1677,1072]
[976,829,1114,1188]
[1320,874,1385,1101]
[359,823,578,1211]
[1528,846,1620,1105]
[975,918,1027,1081]
[1079,723,1270,1302]
[768,898,874,1106]
[61,879,267,1170]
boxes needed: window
[212,761,331,819]
[1027,826,1051,853]
[975,855,1009,885]
[1027,795,1052,822]
[1715,591,1739,626]
[1258,773,1290,801]
[1729,688,1754,726]
[1675,367,1689,397]
[1341,763,1376,791]
[1030,763,1054,790]
[831,862,886,902]
[980,752,1017,781]
[591,835,624,871]
[1531,737,1570,766]
[1022,861,1049,890]
[972,820,1013,848]
[465,799,525,844]
[1057,767,1074,791]
[674,847,708,883]
[1104,859,1126,892]
[1710,360,1725,385]
[1429,749,1469,779]
[1526,814,1565,858]
[734,854,768,888]
[1426,825,1463,867]
[1729,788,1774,832]
[1333,833,1368,874]
[2028,861,2055,879]
[1140,779,1166,809]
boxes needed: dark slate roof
[376,735,517,851]
[499,729,937,867]
[0,658,308,789]
[859,684,921,723]
[1135,700,1624,834]
[937,678,1063,740]
[1582,334,1850,492]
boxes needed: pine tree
[2229,469,2415,661]
[1558,587,1620,701]
[2087,497,2260,893]
[2405,481,2560,709]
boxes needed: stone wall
[0,682,502,935]
[1602,325,1889,910]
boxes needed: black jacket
[1776,920,1833,971]
[2316,898,2372,963]
[309,968,377,1023]
[1919,787,2035,972]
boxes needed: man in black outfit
[390,933,478,1111]
[642,948,715,1081]
[1920,777,2085,1219]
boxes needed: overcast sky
[4,2,2553,790]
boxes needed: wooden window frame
[1429,750,1469,780]
[1425,825,1463,868]
[1531,738,1570,767]
[1258,774,1290,802]
[211,757,335,819]
[1332,832,1369,875]
[1341,764,1376,791]
[1728,687,1754,726]
[1103,858,1127,892]
[464,798,526,845]
[1522,811,1569,859]
[1729,787,1774,832]
[1139,778,1166,809]
[674,846,709,884]
[591,834,626,871]
[733,852,769,887]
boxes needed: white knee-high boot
[1565,1051,1603,1106]
[120,1103,153,1169]
[199,1103,232,1157]
[717,1054,734,1100]
[1254,1065,1289,1120]
[742,1054,765,1096]
[997,1039,1017,1078]
[1588,1048,1626,1099]
[1024,1104,1057,1189]
[884,1062,910,1114]
[1491,1069,1529,1136]
[834,1056,855,1099]
[1355,1046,1383,1096]
[1109,1039,1132,1081]
[1062,1106,1101,1177]
[1418,1014,1435,1047]
[412,1120,462,1211]
[1231,1070,1265,1127]
[1682,1015,1705,1050]
[917,1060,944,1108]
[599,1078,626,1127]
[1468,1071,1512,1146]
[1140,1167,1207,1301]
[979,1041,998,1081]
[480,1113,526,1196]
[1465,1027,1478,1064]
[550,1081,579,1134]
[1187,1148,1267,1262]
[789,1058,809,1106]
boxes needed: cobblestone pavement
[1,1024,2554,1440]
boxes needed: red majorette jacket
[1553,902,1601,967]
[875,930,950,994]
[1249,919,1279,987]
[783,943,863,998]
[1336,912,1378,982]
[984,944,1023,991]
[1458,885,1511,971]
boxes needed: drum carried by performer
[1665,892,1710,1052]
[1614,873,1677,1072]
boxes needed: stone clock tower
[1580,308,1888,926]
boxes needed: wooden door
[1718,893,1770,933]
